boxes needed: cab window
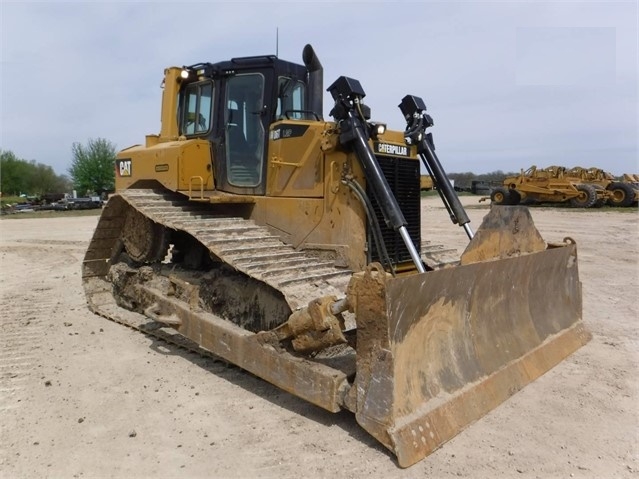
[276,77,306,120]
[181,81,214,135]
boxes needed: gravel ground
[1,197,637,478]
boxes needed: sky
[1,1,637,176]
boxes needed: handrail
[189,176,204,200]
[270,159,301,167]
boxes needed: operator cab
[176,47,322,195]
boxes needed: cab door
[215,71,273,195]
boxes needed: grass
[0,196,25,207]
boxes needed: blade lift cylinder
[327,76,426,273]
[399,95,474,240]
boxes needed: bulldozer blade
[346,207,590,467]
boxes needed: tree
[28,162,71,196]
[68,138,116,196]
[1,150,70,196]
[0,150,30,195]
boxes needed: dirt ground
[1,196,637,479]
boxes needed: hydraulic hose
[342,177,396,276]
[328,76,426,273]
[342,110,426,273]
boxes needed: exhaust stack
[303,44,323,119]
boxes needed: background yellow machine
[492,165,638,207]
[83,45,590,467]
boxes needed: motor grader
[83,45,590,467]
[493,165,609,207]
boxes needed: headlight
[369,122,387,138]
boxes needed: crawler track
[82,188,458,354]
[82,188,358,349]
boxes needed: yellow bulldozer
[83,45,590,467]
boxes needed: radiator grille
[367,156,421,266]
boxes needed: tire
[570,184,597,208]
[508,189,521,205]
[491,186,511,205]
[606,182,635,207]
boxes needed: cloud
[1,1,636,176]
[516,27,616,86]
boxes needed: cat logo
[374,142,410,157]
[117,159,132,177]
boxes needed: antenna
[276,27,279,57]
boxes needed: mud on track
[0,200,637,478]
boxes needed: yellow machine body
[85,46,591,467]
[495,165,610,207]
